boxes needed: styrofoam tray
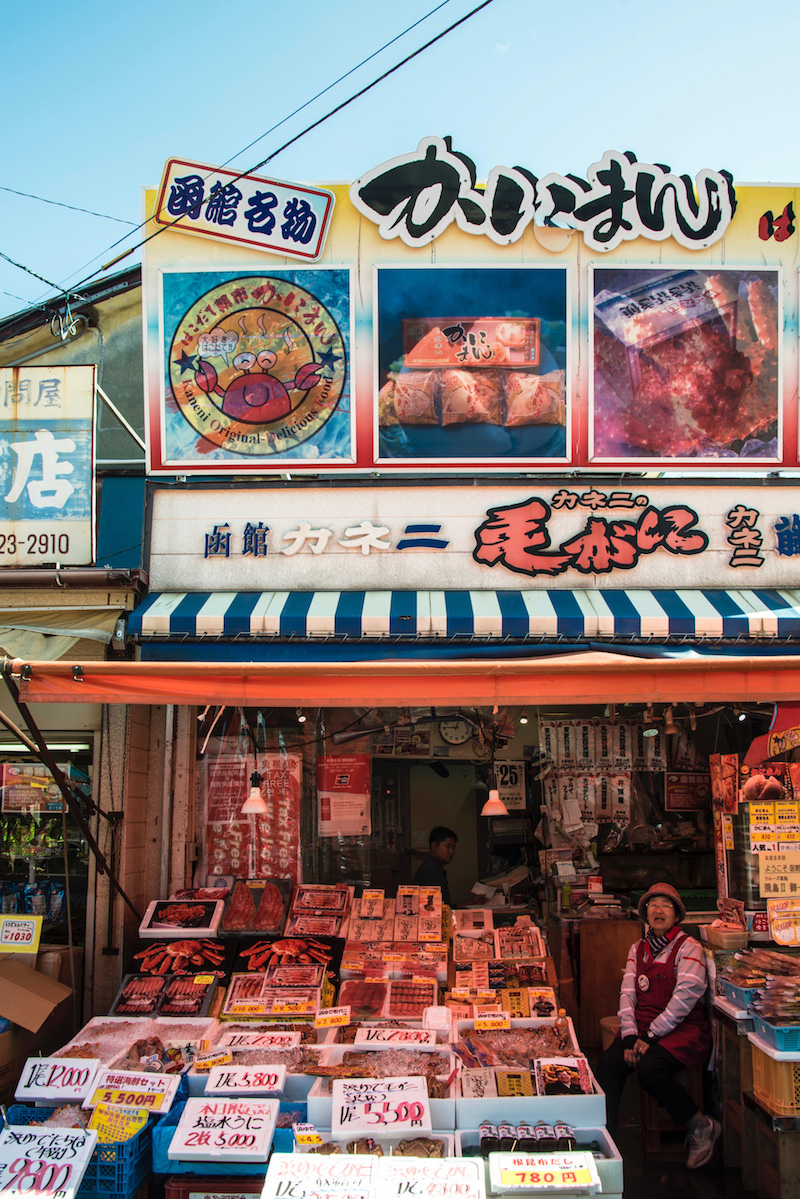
[139,899,224,939]
[456,1126,622,1194]
[748,1028,800,1061]
[56,1016,157,1063]
[305,1046,457,1130]
[187,1045,325,1099]
[454,1016,580,1053]
[293,1131,456,1155]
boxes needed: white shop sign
[205,1063,286,1096]
[168,1098,278,1162]
[149,483,800,591]
[0,1126,97,1199]
[378,1156,485,1199]
[353,1027,437,1047]
[332,1075,431,1137]
[15,1057,100,1103]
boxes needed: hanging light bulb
[241,770,268,814]
[688,706,697,731]
[642,705,659,738]
[479,764,508,816]
[297,709,307,724]
[664,706,680,736]
[519,710,529,725]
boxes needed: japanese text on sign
[332,1076,431,1136]
[0,1125,97,1199]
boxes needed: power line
[54,0,458,293]
[0,250,87,301]
[69,0,496,291]
[0,185,135,226]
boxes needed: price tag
[273,1000,313,1014]
[263,1152,380,1199]
[475,1007,509,1030]
[384,953,405,962]
[84,1069,181,1113]
[231,1002,263,1015]
[193,1050,233,1072]
[354,1027,436,1047]
[378,1156,485,1199]
[360,890,385,919]
[332,1075,431,1137]
[15,1057,100,1103]
[0,1125,97,1199]
[316,1006,351,1029]
[206,1063,287,1096]
[168,1098,279,1162]
[293,1122,324,1146]
[88,1103,149,1143]
[217,1030,301,1050]
[489,1152,600,1193]
[0,914,42,954]
[193,974,215,985]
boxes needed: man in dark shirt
[412,826,458,907]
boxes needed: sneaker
[685,1115,721,1169]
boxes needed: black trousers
[595,1036,700,1136]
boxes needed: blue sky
[1,0,797,321]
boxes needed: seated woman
[595,882,720,1170]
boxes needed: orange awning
[8,652,800,707]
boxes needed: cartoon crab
[195,349,322,422]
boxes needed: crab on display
[134,939,225,974]
[239,936,332,972]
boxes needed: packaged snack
[504,370,566,426]
[393,371,439,424]
[440,369,503,425]
[24,881,49,916]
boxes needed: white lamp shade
[241,787,268,815]
[480,790,509,817]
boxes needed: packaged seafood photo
[220,878,292,936]
[139,898,224,939]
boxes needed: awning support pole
[0,675,142,922]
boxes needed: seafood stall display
[139,899,224,938]
[221,878,292,934]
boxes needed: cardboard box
[0,956,76,1104]
[37,944,83,986]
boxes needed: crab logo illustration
[168,274,347,457]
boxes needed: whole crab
[239,936,331,972]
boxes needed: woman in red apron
[595,882,720,1170]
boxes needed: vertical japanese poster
[0,366,94,565]
[591,266,780,463]
[205,753,301,883]
[157,268,352,469]
[317,755,371,837]
[375,266,568,463]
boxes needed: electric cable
[36,0,457,299]
[65,0,496,291]
[0,184,135,225]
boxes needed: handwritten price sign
[168,1098,279,1163]
[354,1027,437,1047]
[316,1006,351,1029]
[489,1152,600,1193]
[263,1152,378,1199]
[16,1058,100,1103]
[332,1076,431,1136]
[0,1125,98,1199]
[206,1064,287,1096]
[217,1030,301,1050]
[378,1156,485,1199]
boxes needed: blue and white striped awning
[127,589,800,643]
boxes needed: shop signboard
[147,482,800,592]
[331,1075,431,1136]
[0,1125,97,1199]
[0,365,94,564]
[154,158,334,260]
[758,850,800,897]
[143,142,800,474]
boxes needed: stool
[639,1065,705,1160]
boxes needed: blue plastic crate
[721,979,762,1009]
[751,1013,800,1052]
[6,1105,151,1199]
[152,1099,304,1175]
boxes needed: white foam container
[294,1131,455,1156]
[187,1045,326,1098]
[305,1045,458,1129]
[453,1015,580,1051]
[455,1127,621,1195]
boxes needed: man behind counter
[412,826,457,907]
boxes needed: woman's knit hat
[637,882,686,923]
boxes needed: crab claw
[294,362,322,391]
[195,359,219,395]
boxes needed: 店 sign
[0,366,94,566]
[154,159,334,260]
[0,1126,97,1199]
[332,1076,431,1136]
[148,482,800,593]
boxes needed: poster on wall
[317,755,371,837]
[0,763,64,813]
[156,268,352,470]
[591,266,780,462]
[665,772,712,811]
[205,753,302,883]
[375,266,568,463]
